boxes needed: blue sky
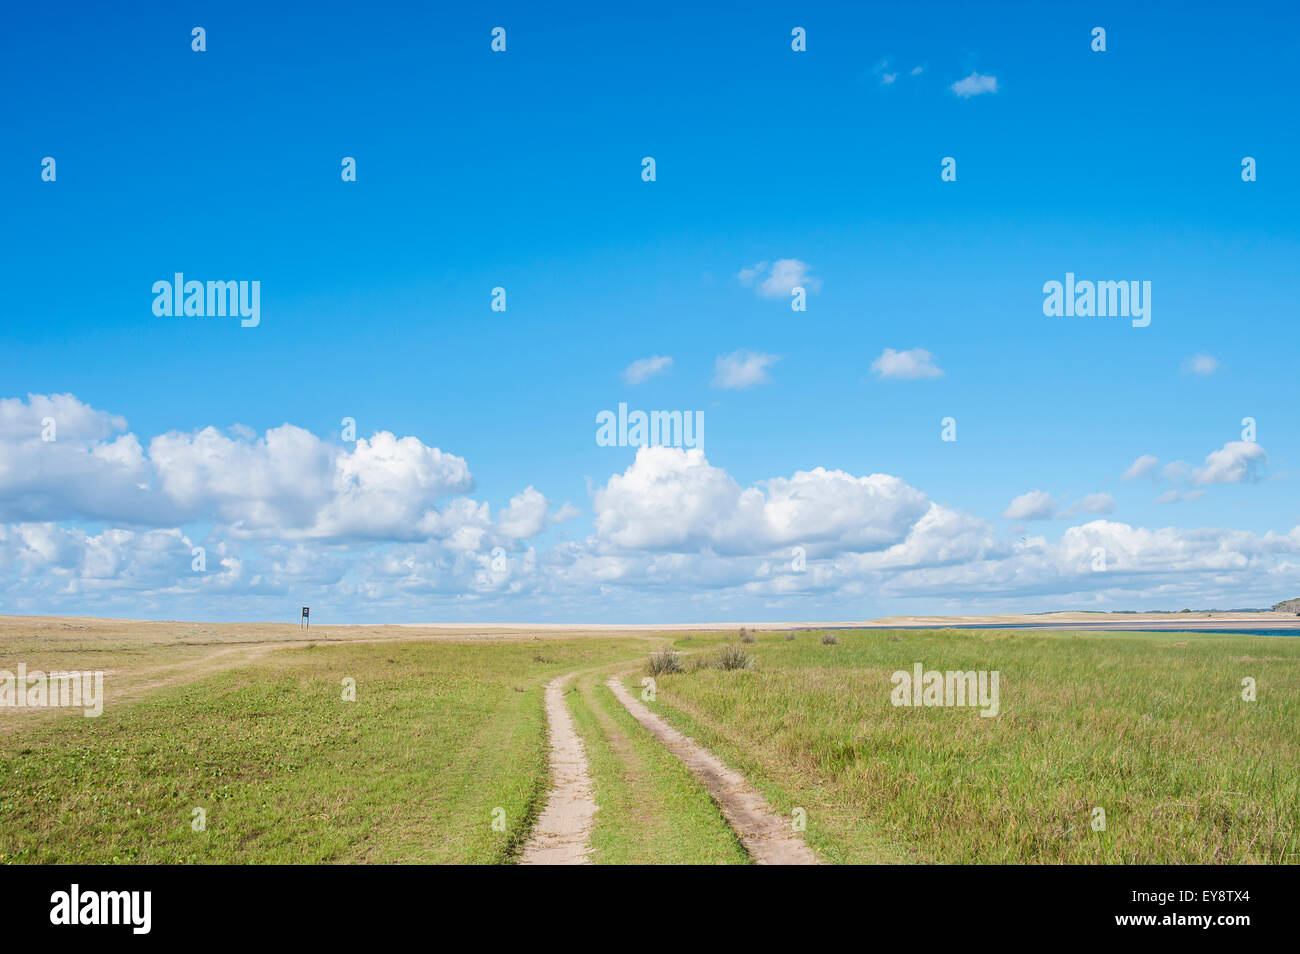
[2,0,1298,622]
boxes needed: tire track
[519,672,596,864]
[606,676,820,865]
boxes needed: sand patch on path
[520,672,597,865]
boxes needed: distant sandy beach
[3,610,1296,639]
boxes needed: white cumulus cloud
[1182,353,1220,375]
[591,446,929,557]
[737,259,821,299]
[712,350,781,389]
[1122,454,1159,480]
[870,348,944,380]
[1002,490,1056,521]
[1194,440,1268,486]
[3,393,1299,621]
[0,393,569,548]
[624,355,673,385]
[951,72,998,98]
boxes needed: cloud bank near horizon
[0,393,1294,621]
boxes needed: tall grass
[641,628,1300,864]
[646,649,685,676]
[714,645,754,671]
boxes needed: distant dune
[3,609,1300,634]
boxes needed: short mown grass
[634,628,1300,864]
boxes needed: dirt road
[519,673,597,864]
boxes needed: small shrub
[820,632,839,645]
[739,627,756,644]
[715,645,754,671]
[784,632,797,641]
[647,650,684,676]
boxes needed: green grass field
[2,622,1295,864]
[0,637,655,863]
[631,628,1300,864]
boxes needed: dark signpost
[301,606,310,629]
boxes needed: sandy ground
[4,611,1296,642]
[861,610,1300,629]
[519,673,597,865]
[0,614,658,646]
[352,611,1300,631]
[606,677,820,865]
